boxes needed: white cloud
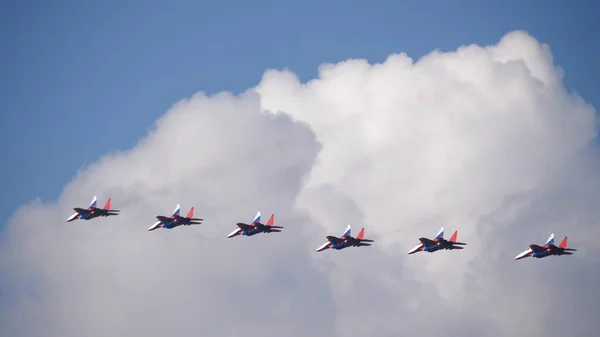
[1,30,599,337]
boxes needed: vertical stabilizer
[559,236,568,249]
[253,211,261,223]
[89,196,98,209]
[266,214,275,226]
[172,204,181,217]
[103,198,112,210]
[186,207,194,218]
[449,230,458,243]
[357,227,365,240]
[545,233,555,246]
[342,224,351,237]
[435,226,444,240]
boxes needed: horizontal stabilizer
[452,241,467,245]
[190,217,203,221]
[270,225,284,229]
[268,229,282,232]
[358,242,371,246]
[564,248,577,251]
[361,239,374,242]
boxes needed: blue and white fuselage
[148,204,203,231]
[227,211,283,238]
[408,227,467,254]
[514,233,576,260]
[316,225,373,252]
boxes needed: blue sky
[0,0,597,226]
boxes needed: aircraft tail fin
[449,230,458,243]
[103,198,111,210]
[545,233,555,247]
[186,207,194,218]
[172,204,181,217]
[558,236,567,248]
[266,214,274,226]
[253,211,261,224]
[357,227,365,240]
[342,224,351,237]
[435,226,444,240]
[89,196,98,209]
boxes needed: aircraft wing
[326,235,345,245]
[236,222,255,230]
[419,238,435,246]
[156,215,172,222]
[74,207,91,214]
[529,244,547,253]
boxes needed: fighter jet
[514,233,577,260]
[148,204,203,231]
[227,211,283,238]
[66,196,120,222]
[407,226,466,254]
[315,224,374,252]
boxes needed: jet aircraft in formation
[227,211,283,238]
[315,224,374,252]
[407,226,467,254]
[66,197,578,260]
[514,233,577,260]
[148,204,203,231]
[66,196,120,222]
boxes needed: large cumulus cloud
[1,30,599,337]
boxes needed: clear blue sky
[1,0,597,226]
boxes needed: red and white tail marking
[266,214,275,226]
[103,198,111,210]
[559,236,568,249]
[187,207,194,218]
[449,230,458,243]
[356,228,365,240]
